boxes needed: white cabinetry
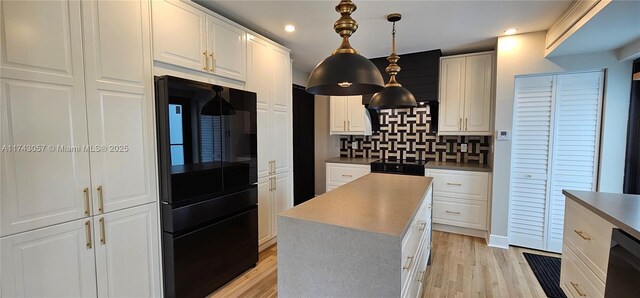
[426,169,490,234]
[247,34,293,249]
[325,163,370,191]
[1,0,161,296]
[509,71,603,253]
[401,188,433,298]
[152,0,246,81]
[330,96,372,135]
[438,52,493,135]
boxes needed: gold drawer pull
[418,222,427,231]
[570,282,587,297]
[97,186,104,214]
[417,270,425,282]
[341,174,353,177]
[446,182,462,186]
[403,256,414,270]
[99,217,106,245]
[85,220,92,249]
[83,188,90,216]
[446,210,461,215]
[574,229,591,241]
[203,51,208,70]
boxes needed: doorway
[292,85,315,205]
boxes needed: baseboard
[433,223,487,240]
[488,234,509,249]
[259,237,277,252]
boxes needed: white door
[248,36,273,178]
[94,204,161,297]
[463,54,492,133]
[347,96,365,132]
[1,218,97,297]
[330,96,348,133]
[81,0,157,215]
[546,71,603,253]
[257,177,273,245]
[272,172,293,236]
[207,16,246,81]
[271,48,291,174]
[0,0,92,236]
[509,75,554,250]
[152,0,207,72]
[438,57,465,132]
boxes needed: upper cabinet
[329,96,372,135]
[152,0,246,82]
[438,52,494,135]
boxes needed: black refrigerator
[155,76,258,298]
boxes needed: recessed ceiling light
[285,25,296,32]
[504,28,517,35]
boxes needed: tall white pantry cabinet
[0,0,161,297]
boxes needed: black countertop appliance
[155,76,258,298]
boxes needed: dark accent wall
[624,58,640,194]
[339,104,490,164]
[292,85,315,205]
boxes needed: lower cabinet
[258,172,293,248]
[401,187,433,298]
[325,162,370,191]
[0,203,161,297]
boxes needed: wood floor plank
[206,231,560,298]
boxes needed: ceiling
[196,0,573,73]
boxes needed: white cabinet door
[152,0,207,72]
[82,0,157,214]
[207,16,246,81]
[330,96,348,133]
[1,218,97,297]
[347,96,365,132]
[257,177,273,245]
[438,57,465,133]
[94,204,161,297]
[463,54,492,133]
[0,0,92,236]
[272,172,293,236]
[248,36,273,178]
[271,47,292,174]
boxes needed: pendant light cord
[392,21,396,54]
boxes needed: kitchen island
[277,173,433,297]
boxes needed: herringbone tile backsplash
[339,105,491,164]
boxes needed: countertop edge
[278,213,403,239]
[563,190,640,240]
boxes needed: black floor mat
[523,252,567,298]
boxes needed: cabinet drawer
[326,163,369,184]
[561,244,605,298]
[564,199,614,282]
[433,198,487,230]
[401,227,418,288]
[427,170,488,200]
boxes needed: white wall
[314,95,341,195]
[491,31,633,239]
[292,67,309,87]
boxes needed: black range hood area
[363,49,442,132]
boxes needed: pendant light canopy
[201,86,236,116]
[368,13,417,110]
[306,0,385,96]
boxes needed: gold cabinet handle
[570,282,587,297]
[465,118,468,130]
[418,222,427,231]
[210,53,215,72]
[446,182,462,186]
[573,229,591,241]
[417,270,425,282]
[273,160,276,173]
[403,256,414,270]
[203,51,208,70]
[97,186,104,214]
[269,177,274,192]
[344,120,346,131]
[99,217,106,245]
[347,120,350,131]
[446,210,461,215]
[83,188,90,216]
[459,118,462,130]
[274,177,277,192]
[85,220,92,249]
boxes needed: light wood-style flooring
[208,231,559,298]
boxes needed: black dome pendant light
[306,0,385,96]
[368,13,417,110]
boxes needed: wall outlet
[352,141,359,150]
[460,143,468,153]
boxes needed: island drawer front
[402,233,430,298]
[561,244,605,298]
[564,198,614,282]
[426,170,488,200]
[401,227,418,287]
[433,198,487,230]
[326,163,370,184]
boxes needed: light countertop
[325,156,379,165]
[279,173,433,238]
[563,190,640,240]
[425,161,492,172]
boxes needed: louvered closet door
[546,71,603,253]
[509,75,554,250]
